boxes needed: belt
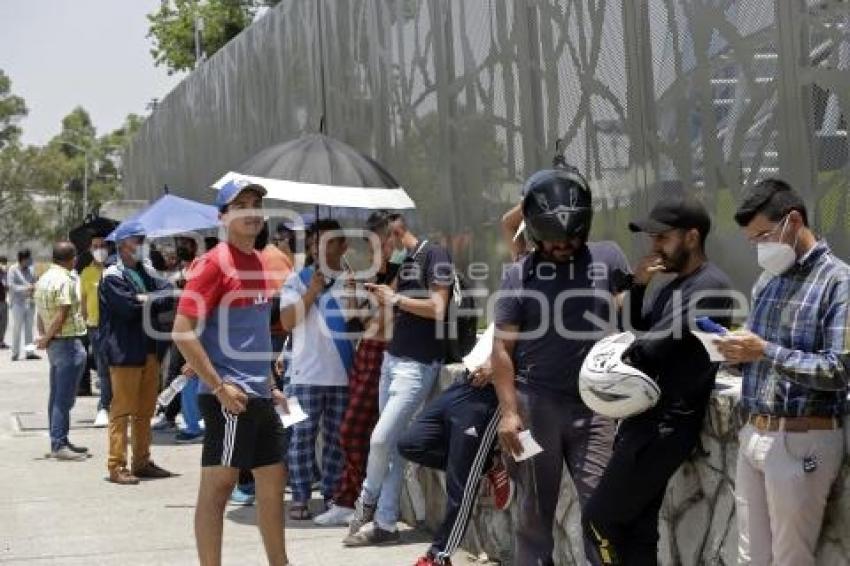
[747,413,842,433]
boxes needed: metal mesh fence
[124,0,850,293]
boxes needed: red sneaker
[415,554,452,566]
[485,455,513,511]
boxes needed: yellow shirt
[34,264,86,338]
[80,263,103,327]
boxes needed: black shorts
[198,394,290,469]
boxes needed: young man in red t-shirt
[172,178,290,566]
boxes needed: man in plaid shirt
[718,179,849,566]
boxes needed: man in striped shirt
[718,179,849,566]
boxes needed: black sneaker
[342,524,400,547]
[347,496,376,536]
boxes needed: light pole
[194,12,204,67]
[59,140,89,218]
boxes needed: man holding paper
[717,179,849,566]
[492,164,630,566]
[172,178,290,566]
[581,193,732,565]
[279,219,356,521]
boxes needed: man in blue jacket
[99,221,174,485]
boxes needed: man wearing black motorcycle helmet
[492,156,631,565]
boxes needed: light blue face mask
[389,248,407,264]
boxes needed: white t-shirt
[279,270,350,387]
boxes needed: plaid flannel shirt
[741,241,850,417]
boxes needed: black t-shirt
[626,262,733,413]
[387,241,454,363]
[495,241,631,398]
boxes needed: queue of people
[13,164,847,566]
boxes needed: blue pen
[695,316,728,335]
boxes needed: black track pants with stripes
[398,381,500,561]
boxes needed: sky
[0,0,186,145]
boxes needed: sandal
[289,502,313,521]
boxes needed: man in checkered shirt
[718,178,850,566]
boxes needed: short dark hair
[0,256,7,263]
[17,249,31,262]
[365,210,392,234]
[52,241,76,263]
[310,219,343,237]
[204,236,220,251]
[387,212,405,227]
[734,178,809,227]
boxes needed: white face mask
[129,247,144,262]
[91,249,108,263]
[756,216,797,276]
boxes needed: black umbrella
[212,133,415,210]
[68,215,119,272]
[238,133,400,189]
[69,215,119,251]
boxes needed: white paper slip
[276,396,308,428]
[514,430,544,462]
[692,330,728,362]
[462,323,495,372]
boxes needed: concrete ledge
[399,367,850,565]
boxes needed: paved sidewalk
[0,352,489,565]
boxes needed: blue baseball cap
[112,220,146,242]
[215,177,267,210]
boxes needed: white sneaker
[93,409,109,428]
[151,413,176,431]
[313,504,355,526]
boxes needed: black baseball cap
[629,192,711,238]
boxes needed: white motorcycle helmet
[579,332,660,419]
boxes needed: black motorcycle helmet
[521,154,593,243]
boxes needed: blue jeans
[181,376,202,434]
[360,352,440,530]
[47,338,86,451]
[88,327,111,411]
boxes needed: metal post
[59,141,89,220]
[83,149,88,218]
[195,8,204,67]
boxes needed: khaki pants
[108,355,160,473]
[735,423,844,566]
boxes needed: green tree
[43,108,142,230]
[0,69,27,150]
[89,113,144,210]
[147,0,281,74]
[0,71,42,244]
